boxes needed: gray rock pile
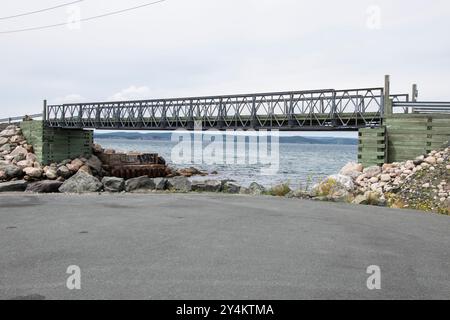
[308,147,450,214]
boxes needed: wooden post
[384,75,392,116]
[412,84,418,102]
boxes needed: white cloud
[108,86,151,101]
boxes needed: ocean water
[96,138,357,189]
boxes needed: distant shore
[94,132,358,145]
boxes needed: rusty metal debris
[94,145,168,179]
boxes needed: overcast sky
[1,0,449,137]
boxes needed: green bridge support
[20,120,93,165]
[359,114,450,167]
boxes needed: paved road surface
[0,193,449,300]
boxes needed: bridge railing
[0,113,42,124]
[393,101,450,114]
[45,87,387,130]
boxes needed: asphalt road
[0,193,449,300]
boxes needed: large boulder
[339,162,363,179]
[26,180,63,193]
[125,176,156,192]
[167,176,192,192]
[102,177,125,192]
[312,174,355,201]
[59,171,103,193]
[0,180,28,192]
[153,177,168,190]
[85,155,102,174]
[248,182,265,195]
[191,180,222,192]
[222,181,241,194]
[328,174,354,191]
[0,164,23,179]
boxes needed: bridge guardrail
[393,101,450,114]
[0,113,42,124]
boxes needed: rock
[328,188,352,203]
[13,153,26,162]
[0,164,23,179]
[192,180,222,192]
[78,165,92,175]
[425,156,436,164]
[0,144,11,152]
[0,137,8,145]
[125,176,156,192]
[153,178,168,190]
[355,173,367,182]
[222,181,241,194]
[286,188,309,199]
[239,187,250,195]
[177,167,207,177]
[369,177,379,183]
[86,155,103,174]
[16,160,33,169]
[269,183,292,196]
[9,146,28,158]
[26,153,37,162]
[380,174,391,182]
[70,159,84,171]
[10,135,23,143]
[352,194,368,205]
[57,165,71,178]
[0,129,17,137]
[363,166,381,178]
[329,174,354,191]
[23,167,43,179]
[248,182,265,195]
[102,177,125,192]
[422,183,430,188]
[0,180,27,192]
[59,171,103,193]
[93,143,104,154]
[26,180,63,193]
[45,167,58,180]
[66,163,78,172]
[167,176,192,192]
[353,191,386,206]
[312,175,354,200]
[0,170,6,180]
[404,161,415,170]
[339,162,363,179]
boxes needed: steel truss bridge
[42,87,412,131]
[5,80,448,131]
